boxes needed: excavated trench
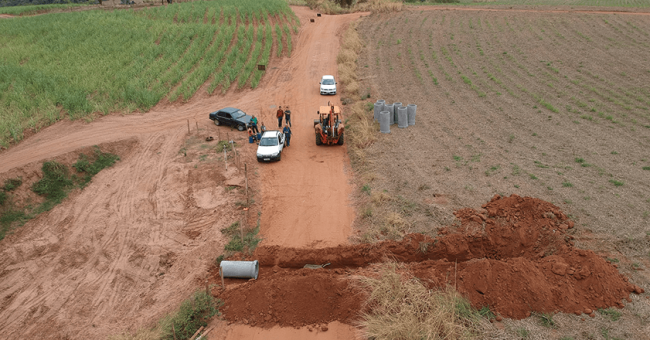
[212,195,644,328]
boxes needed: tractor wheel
[214,119,221,126]
[315,133,323,145]
[337,133,344,145]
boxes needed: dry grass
[356,0,403,13]
[357,262,487,340]
[306,0,402,14]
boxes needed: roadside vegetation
[0,0,299,147]
[358,263,494,340]
[306,0,403,14]
[0,146,119,240]
[110,290,221,340]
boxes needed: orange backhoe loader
[314,102,344,145]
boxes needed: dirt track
[0,6,360,339]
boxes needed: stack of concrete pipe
[374,99,417,131]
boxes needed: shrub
[160,291,221,340]
[3,177,23,191]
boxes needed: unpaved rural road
[0,6,360,339]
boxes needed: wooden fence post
[187,119,190,134]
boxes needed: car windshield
[232,110,245,118]
[322,79,335,85]
[259,137,278,146]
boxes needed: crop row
[0,0,300,147]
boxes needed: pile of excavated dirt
[214,194,643,325]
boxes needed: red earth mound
[214,194,643,324]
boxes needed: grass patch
[221,220,261,254]
[72,146,120,187]
[357,262,483,340]
[598,307,622,321]
[609,179,624,187]
[1,147,119,240]
[562,181,573,187]
[3,177,23,191]
[160,290,221,340]
[642,166,650,171]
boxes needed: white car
[256,131,286,162]
[319,75,337,95]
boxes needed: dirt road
[0,6,360,339]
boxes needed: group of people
[277,106,292,147]
[245,105,293,146]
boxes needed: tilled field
[350,6,650,339]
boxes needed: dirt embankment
[215,195,643,326]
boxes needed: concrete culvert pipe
[373,102,383,121]
[377,99,385,105]
[393,102,402,124]
[385,103,395,125]
[379,111,391,133]
[407,104,417,126]
[398,106,408,128]
[220,260,259,279]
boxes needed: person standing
[276,106,284,128]
[283,124,292,147]
[260,122,267,132]
[250,115,259,134]
[284,106,292,127]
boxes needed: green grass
[0,147,119,240]
[0,0,295,147]
[221,220,261,253]
[562,181,573,187]
[72,146,120,187]
[598,307,622,321]
[609,179,624,187]
[160,290,221,340]
[0,3,90,16]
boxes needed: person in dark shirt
[282,124,292,147]
[284,106,292,127]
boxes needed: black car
[209,107,252,131]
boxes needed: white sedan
[319,75,337,95]
[256,131,286,162]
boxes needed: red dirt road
[0,6,360,339]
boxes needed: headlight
[271,152,279,157]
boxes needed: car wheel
[214,119,221,126]
[237,124,245,131]
[278,152,281,161]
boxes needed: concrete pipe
[379,111,391,133]
[377,99,386,105]
[373,102,383,121]
[398,106,408,128]
[385,103,395,125]
[393,102,402,124]
[407,104,417,126]
[220,260,259,279]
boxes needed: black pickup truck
[209,107,252,131]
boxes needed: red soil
[216,194,643,324]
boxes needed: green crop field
[0,0,299,147]
[0,3,91,16]
[450,0,650,7]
